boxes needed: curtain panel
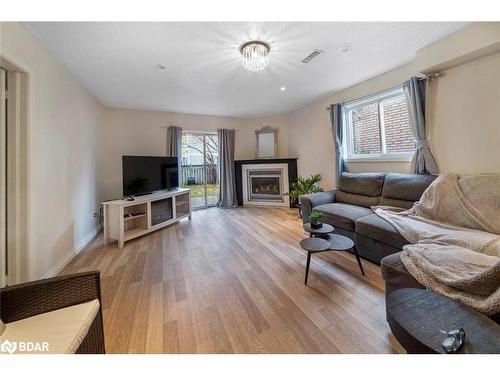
[166,126,182,157]
[217,128,238,208]
[330,103,345,187]
[403,77,439,174]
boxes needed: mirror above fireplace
[255,126,278,158]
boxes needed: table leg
[353,246,365,276]
[304,252,312,285]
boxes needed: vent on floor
[301,49,323,63]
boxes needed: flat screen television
[122,156,179,196]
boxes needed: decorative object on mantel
[285,173,323,217]
[255,126,279,159]
[308,210,325,229]
[240,40,271,72]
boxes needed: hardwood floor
[61,207,404,353]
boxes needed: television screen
[122,156,179,196]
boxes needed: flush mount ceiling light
[240,40,271,72]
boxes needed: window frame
[342,86,415,163]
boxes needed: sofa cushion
[314,203,372,232]
[355,213,408,249]
[0,299,99,354]
[380,173,436,208]
[335,191,380,208]
[336,172,385,208]
[338,172,386,196]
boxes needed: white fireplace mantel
[241,163,289,207]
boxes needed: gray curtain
[217,129,237,208]
[166,126,182,157]
[166,126,182,186]
[403,77,439,174]
[330,103,345,186]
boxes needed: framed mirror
[256,126,279,158]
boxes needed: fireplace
[249,171,282,201]
[241,164,289,207]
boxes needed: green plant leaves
[285,173,324,199]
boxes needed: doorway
[0,54,31,285]
[180,132,219,210]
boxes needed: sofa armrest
[300,190,337,223]
[0,271,102,323]
[380,253,424,298]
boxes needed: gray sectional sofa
[300,172,436,264]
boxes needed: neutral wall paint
[286,23,500,190]
[100,108,289,200]
[103,48,500,195]
[287,63,416,190]
[1,22,104,279]
[427,51,500,174]
[287,51,500,190]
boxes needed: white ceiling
[24,22,469,117]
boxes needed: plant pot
[310,221,323,229]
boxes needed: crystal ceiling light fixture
[240,40,271,72]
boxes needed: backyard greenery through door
[181,132,219,209]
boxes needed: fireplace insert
[248,170,283,201]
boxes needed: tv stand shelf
[103,188,191,248]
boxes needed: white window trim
[343,86,414,163]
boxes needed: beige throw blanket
[374,174,500,315]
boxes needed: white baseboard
[42,224,103,279]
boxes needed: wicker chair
[0,271,105,354]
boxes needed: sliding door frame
[181,131,219,210]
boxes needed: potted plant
[285,174,323,217]
[309,210,325,229]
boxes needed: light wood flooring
[61,207,404,353]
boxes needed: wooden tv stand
[102,188,191,248]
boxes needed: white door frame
[1,49,33,284]
[0,68,7,287]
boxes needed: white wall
[427,52,500,173]
[101,46,500,197]
[100,108,289,200]
[287,63,416,190]
[1,22,104,279]
[287,38,500,190]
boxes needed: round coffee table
[318,233,365,276]
[299,232,365,285]
[303,222,334,238]
[387,288,500,353]
[299,237,330,285]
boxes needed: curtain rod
[325,74,438,111]
[160,126,237,133]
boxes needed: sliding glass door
[181,132,219,209]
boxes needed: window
[343,87,415,161]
